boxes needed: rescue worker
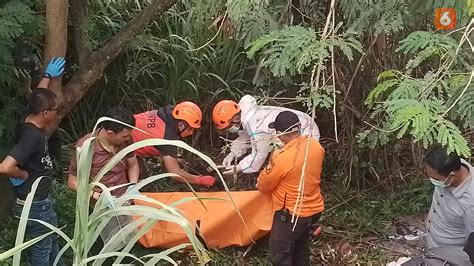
[212,95,320,175]
[132,102,216,187]
[256,111,325,265]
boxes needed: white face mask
[429,172,454,187]
[430,178,449,187]
[227,125,240,134]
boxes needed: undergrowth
[0,171,432,264]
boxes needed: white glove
[223,165,242,176]
[222,153,236,168]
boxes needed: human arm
[36,77,51,89]
[256,153,287,192]
[162,155,215,186]
[68,155,101,200]
[3,126,43,179]
[67,172,78,192]
[464,207,474,242]
[229,130,251,158]
[36,57,66,89]
[237,133,272,174]
[222,130,251,167]
[126,155,139,184]
[67,151,79,193]
[0,156,28,179]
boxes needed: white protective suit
[227,95,320,174]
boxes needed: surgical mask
[227,125,240,134]
[429,173,454,187]
[430,178,449,187]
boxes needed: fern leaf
[377,70,398,82]
[396,122,410,139]
[297,42,329,73]
[365,79,399,107]
[246,34,277,58]
[226,0,277,46]
[405,47,439,71]
[247,25,363,77]
[434,119,470,157]
[387,78,425,101]
[448,82,474,129]
[396,31,458,55]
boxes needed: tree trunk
[46,0,179,132]
[44,0,68,135]
[44,0,68,102]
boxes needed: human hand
[9,177,26,187]
[45,57,65,78]
[92,191,101,200]
[197,175,216,187]
[222,165,242,176]
[222,153,236,168]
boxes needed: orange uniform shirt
[257,135,325,217]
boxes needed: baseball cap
[268,111,301,132]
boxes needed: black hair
[25,88,57,115]
[423,145,462,176]
[100,107,135,133]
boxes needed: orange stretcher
[134,190,274,249]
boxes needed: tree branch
[61,0,178,116]
[70,0,90,66]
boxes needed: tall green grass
[0,117,252,265]
[65,2,256,145]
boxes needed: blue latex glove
[10,177,26,187]
[44,57,65,78]
[126,185,140,196]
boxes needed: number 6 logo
[434,8,456,30]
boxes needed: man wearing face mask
[131,102,216,187]
[256,111,325,265]
[423,146,474,249]
[212,95,320,175]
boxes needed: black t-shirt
[19,113,62,177]
[9,122,53,199]
[155,106,179,158]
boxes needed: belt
[16,198,27,206]
[16,193,49,204]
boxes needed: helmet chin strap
[176,120,190,138]
[176,122,185,135]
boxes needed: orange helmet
[172,101,202,129]
[212,100,241,129]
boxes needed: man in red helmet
[132,102,216,187]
